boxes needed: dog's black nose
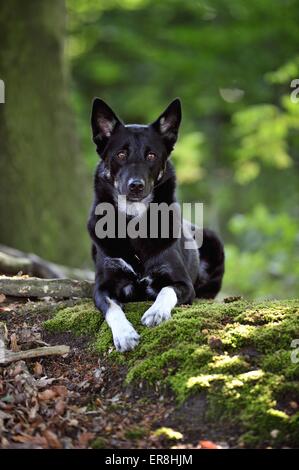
[128,178,145,194]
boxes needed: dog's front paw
[141,287,177,327]
[112,323,140,352]
[141,305,171,327]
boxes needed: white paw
[141,305,171,327]
[113,322,140,352]
[106,298,140,352]
[141,287,177,327]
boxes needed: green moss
[124,427,147,440]
[44,301,103,336]
[44,298,299,447]
[206,371,289,445]
[262,350,299,378]
[91,437,107,449]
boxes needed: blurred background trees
[1,0,299,298]
[0,0,90,267]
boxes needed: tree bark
[0,276,93,299]
[0,0,91,268]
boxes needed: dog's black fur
[87,98,225,351]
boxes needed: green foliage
[45,298,299,447]
[224,205,299,298]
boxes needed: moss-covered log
[44,298,299,447]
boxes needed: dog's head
[91,98,181,202]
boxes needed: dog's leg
[94,287,140,352]
[106,298,140,352]
[141,286,177,327]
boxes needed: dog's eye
[146,152,157,161]
[116,150,127,161]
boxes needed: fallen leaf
[0,294,6,303]
[9,362,25,377]
[10,333,19,352]
[14,434,48,447]
[36,377,57,388]
[52,385,68,397]
[33,362,43,377]
[12,434,32,443]
[0,306,13,313]
[199,440,220,449]
[0,410,11,420]
[28,397,39,420]
[38,389,56,401]
[55,399,66,415]
[31,435,48,447]
[68,419,79,427]
[43,430,62,449]
[79,432,95,447]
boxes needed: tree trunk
[0,0,91,268]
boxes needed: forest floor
[0,294,298,449]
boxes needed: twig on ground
[0,321,70,365]
[0,345,70,365]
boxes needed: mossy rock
[44,298,299,447]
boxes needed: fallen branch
[0,321,70,365]
[0,276,93,299]
[0,245,94,281]
[0,345,70,365]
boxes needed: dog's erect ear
[91,98,123,151]
[151,98,182,151]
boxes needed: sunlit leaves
[224,205,299,298]
[172,132,205,183]
[233,105,292,184]
[266,56,299,85]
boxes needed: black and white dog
[88,98,224,352]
